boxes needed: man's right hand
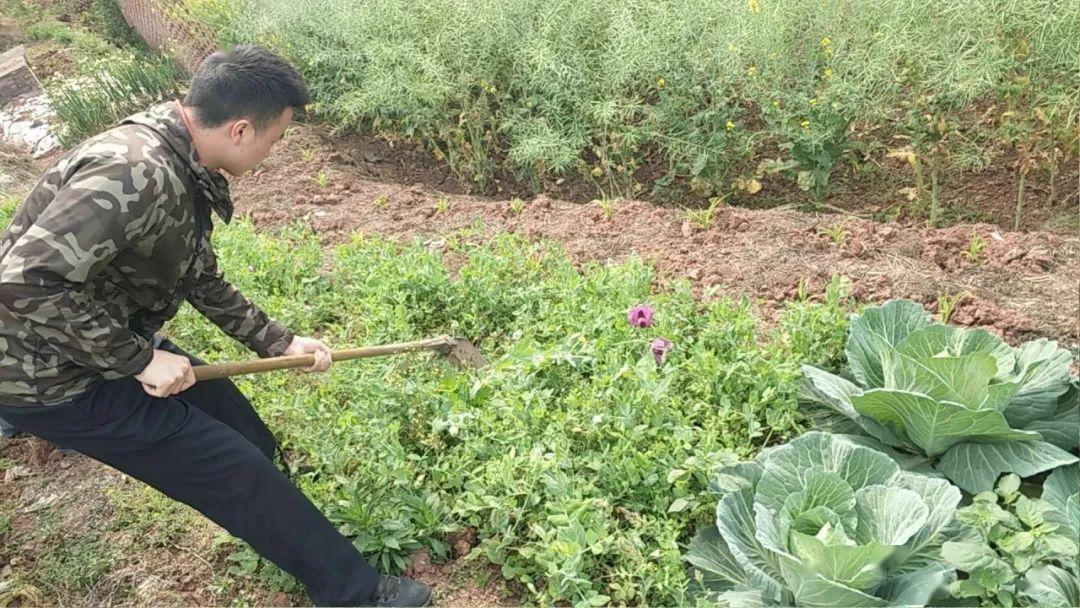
[135,349,196,398]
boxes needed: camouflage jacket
[0,102,294,407]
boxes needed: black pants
[0,338,379,606]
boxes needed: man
[0,46,431,607]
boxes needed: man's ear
[228,118,255,144]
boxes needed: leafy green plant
[218,0,1078,202]
[25,22,76,43]
[1022,464,1080,607]
[508,197,525,216]
[89,0,147,49]
[301,147,316,163]
[942,470,1079,607]
[434,196,450,214]
[686,431,963,607]
[156,217,857,605]
[373,194,390,208]
[313,170,329,188]
[800,300,1079,494]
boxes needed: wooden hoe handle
[193,336,458,381]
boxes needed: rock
[1002,248,1026,264]
[1024,247,1053,270]
[20,492,59,514]
[3,465,30,483]
[0,45,41,106]
[33,132,60,157]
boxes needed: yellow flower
[801,120,811,129]
[747,65,757,77]
[809,97,818,106]
[772,100,780,108]
[748,0,761,13]
[823,67,833,79]
[726,121,735,131]
[657,77,666,89]
[820,36,832,48]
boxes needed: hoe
[193,335,487,381]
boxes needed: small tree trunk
[929,155,940,226]
[1014,170,1026,231]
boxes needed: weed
[818,222,848,247]
[435,196,450,214]
[35,533,114,593]
[596,197,617,221]
[26,22,76,44]
[373,194,390,208]
[89,0,146,49]
[106,485,201,548]
[962,231,985,261]
[155,219,855,605]
[313,170,329,188]
[937,289,969,323]
[301,147,316,163]
[508,197,525,216]
[686,196,724,230]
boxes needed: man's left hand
[283,336,332,373]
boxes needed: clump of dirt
[405,549,519,608]
[232,124,1079,346]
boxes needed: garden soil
[3,118,1078,607]
[232,124,1079,347]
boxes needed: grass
[150,216,854,605]
[106,485,203,549]
[196,0,1078,213]
[35,533,116,594]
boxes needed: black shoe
[374,575,432,607]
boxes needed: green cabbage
[686,432,962,607]
[800,299,1078,494]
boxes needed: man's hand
[284,336,332,373]
[136,349,196,397]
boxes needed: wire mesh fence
[117,0,218,73]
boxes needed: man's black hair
[184,45,310,130]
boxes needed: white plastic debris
[0,91,61,158]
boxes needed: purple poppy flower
[651,338,673,366]
[628,304,654,328]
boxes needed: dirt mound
[232,125,1079,346]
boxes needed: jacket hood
[120,101,233,224]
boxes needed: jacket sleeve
[186,244,295,358]
[0,157,156,377]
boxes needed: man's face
[219,108,293,176]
